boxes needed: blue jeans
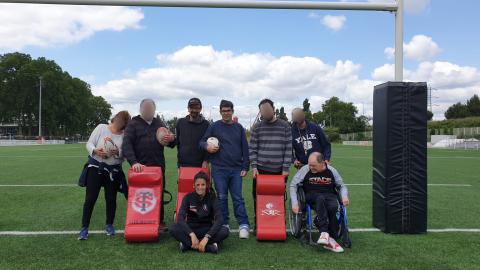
[212,167,250,229]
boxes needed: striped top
[249,118,292,173]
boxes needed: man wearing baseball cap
[172,98,210,168]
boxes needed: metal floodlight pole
[38,76,43,138]
[0,0,403,81]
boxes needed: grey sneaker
[239,228,249,239]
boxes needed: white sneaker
[323,237,344,253]
[239,228,249,239]
[317,232,330,245]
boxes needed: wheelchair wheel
[289,185,307,238]
[297,186,306,213]
[288,204,303,238]
[342,227,352,248]
[338,207,352,248]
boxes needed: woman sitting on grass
[169,172,229,253]
[77,111,131,240]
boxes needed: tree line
[0,53,112,137]
[444,94,480,120]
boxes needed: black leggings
[81,167,118,228]
[169,223,229,249]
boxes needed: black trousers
[305,192,339,235]
[81,167,117,228]
[169,223,229,249]
[252,168,287,228]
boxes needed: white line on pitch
[426,228,480,232]
[0,155,85,158]
[0,183,472,187]
[427,184,472,187]
[3,228,480,236]
[0,184,77,187]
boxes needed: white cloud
[93,45,373,126]
[94,45,480,125]
[0,4,144,51]
[385,35,441,61]
[372,61,480,119]
[372,61,480,89]
[322,15,347,31]
[95,45,357,103]
[308,12,346,31]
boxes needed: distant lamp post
[38,76,43,138]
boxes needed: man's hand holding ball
[206,137,219,154]
[156,127,174,146]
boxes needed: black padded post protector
[372,81,428,234]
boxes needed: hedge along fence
[427,117,480,129]
[323,127,342,143]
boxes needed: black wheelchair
[288,184,352,248]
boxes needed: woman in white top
[78,111,131,240]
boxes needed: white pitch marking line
[426,184,472,187]
[426,228,480,232]
[0,230,123,236]
[3,228,480,236]
[0,184,77,187]
[0,155,85,158]
[0,183,473,187]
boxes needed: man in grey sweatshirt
[289,152,349,253]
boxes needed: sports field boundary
[0,183,473,187]
[2,228,480,236]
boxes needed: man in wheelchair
[290,152,350,253]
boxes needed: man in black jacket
[122,98,175,225]
[173,98,210,168]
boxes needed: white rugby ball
[103,137,118,158]
[207,137,219,148]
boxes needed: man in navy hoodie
[291,108,331,168]
[200,100,251,239]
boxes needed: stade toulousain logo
[132,188,157,215]
[261,202,281,216]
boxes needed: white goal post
[0,0,404,81]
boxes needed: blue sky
[1,0,479,125]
